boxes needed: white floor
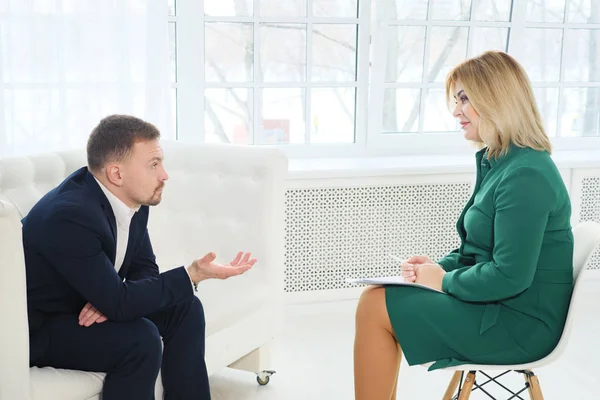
[209,273,600,400]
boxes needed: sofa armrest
[0,201,32,400]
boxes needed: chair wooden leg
[457,371,476,400]
[524,371,545,400]
[442,371,462,400]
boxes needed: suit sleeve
[441,167,556,302]
[40,207,193,321]
[437,249,461,272]
[125,229,160,281]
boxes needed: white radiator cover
[285,171,600,293]
[580,175,600,272]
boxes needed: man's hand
[78,302,108,327]
[402,263,446,292]
[187,251,256,284]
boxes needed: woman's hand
[400,255,434,283]
[401,262,446,292]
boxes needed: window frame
[174,0,371,156]
[173,0,600,158]
[367,0,600,155]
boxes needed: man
[22,115,255,400]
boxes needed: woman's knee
[356,286,395,335]
[356,286,386,319]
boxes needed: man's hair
[445,51,552,157]
[87,115,161,172]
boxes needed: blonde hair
[445,51,552,157]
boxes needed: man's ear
[105,163,124,187]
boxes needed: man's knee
[190,296,206,329]
[129,318,163,369]
[171,296,206,330]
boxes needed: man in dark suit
[22,115,256,400]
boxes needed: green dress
[386,144,574,371]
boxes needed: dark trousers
[30,297,210,400]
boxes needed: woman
[354,51,574,400]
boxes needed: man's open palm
[193,251,256,281]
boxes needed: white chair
[422,221,600,400]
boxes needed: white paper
[346,276,446,294]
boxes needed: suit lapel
[118,215,142,280]
[83,170,118,265]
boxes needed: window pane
[385,26,426,83]
[471,0,511,21]
[311,88,355,143]
[563,29,600,82]
[469,27,508,57]
[561,88,600,137]
[521,29,563,82]
[204,88,253,144]
[260,88,306,144]
[168,0,175,15]
[2,18,59,82]
[533,87,559,137]
[526,0,566,22]
[205,0,253,17]
[423,89,457,132]
[205,23,254,83]
[313,0,358,17]
[312,24,357,82]
[260,24,307,83]
[567,0,600,23]
[169,22,177,83]
[260,0,307,17]
[430,0,472,21]
[4,89,60,152]
[382,88,421,133]
[375,0,427,21]
[428,27,468,83]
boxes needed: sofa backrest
[0,140,287,392]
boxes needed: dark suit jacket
[22,167,193,356]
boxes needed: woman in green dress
[353,51,574,400]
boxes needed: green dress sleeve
[437,249,461,272]
[441,167,557,302]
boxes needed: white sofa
[0,141,288,400]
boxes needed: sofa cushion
[30,367,103,400]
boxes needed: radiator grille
[580,177,600,270]
[284,176,600,292]
[285,183,472,292]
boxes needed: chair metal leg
[523,371,544,400]
[443,371,462,400]
[457,371,477,400]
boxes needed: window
[169,0,178,136]
[520,0,600,143]
[173,0,370,155]
[368,0,512,153]
[0,1,168,157]
[172,0,600,157]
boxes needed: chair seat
[420,348,560,372]
[30,366,104,400]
